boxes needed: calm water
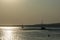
[0,27,60,40]
[48,29,60,40]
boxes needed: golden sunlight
[0,27,19,29]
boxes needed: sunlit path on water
[0,27,48,40]
[0,27,22,40]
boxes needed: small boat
[21,24,24,29]
[41,27,46,30]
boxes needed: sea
[0,27,60,40]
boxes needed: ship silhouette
[40,19,46,30]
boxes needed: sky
[0,0,60,25]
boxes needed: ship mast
[41,19,43,27]
[22,24,24,29]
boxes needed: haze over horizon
[0,0,60,25]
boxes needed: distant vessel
[40,19,46,30]
[41,27,46,30]
[22,24,24,29]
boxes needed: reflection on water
[0,27,21,40]
[2,30,12,40]
[0,27,48,40]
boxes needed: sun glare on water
[0,27,19,29]
[0,27,19,40]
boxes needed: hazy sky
[0,0,60,25]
